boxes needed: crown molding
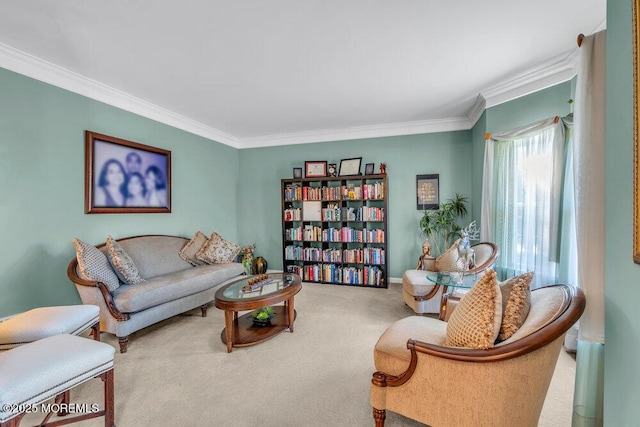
[466,95,487,128]
[480,48,579,111]
[238,117,472,148]
[1,40,584,149]
[0,43,239,148]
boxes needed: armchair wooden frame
[372,284,586,426]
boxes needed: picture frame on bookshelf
[305,161,327,178]
[339,157,362,176]
[416,174,439,210]
[365,163,375,175]
[293,167,302,179]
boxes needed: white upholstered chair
[0,334,115,427]
[0,305,114,427]
[402,242,499,315]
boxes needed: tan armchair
[402,242,499,315]
[372,283,585,427]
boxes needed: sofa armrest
[67,258,130,322]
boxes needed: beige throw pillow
[497,272,534,341]
[196,232,241,264]
[105,236,145,285]
[179,231,209,266]
[435,239,460,272]
[445,269,502,349]
[73,238,120,292]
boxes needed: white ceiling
[0,1,606,148]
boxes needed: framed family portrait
[416,174,439,210]
[305,161,327,178]
[85,131,171,214]
[339,157,362,176]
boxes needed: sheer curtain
[481,118,568,288]
[572,30,605,427]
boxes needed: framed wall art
[85,131,171,214]
[416,174,439,210]
[339,157,362,176]
[305,161,327,178]
[293,167,303,179]
[365,163,375,175]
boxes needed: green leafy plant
[251,306,275,321]
[419,193,469,256]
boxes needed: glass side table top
[220,273,299,301]
[426,272,478,289]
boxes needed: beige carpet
[22,282,575,426]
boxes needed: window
[483,118,573,288]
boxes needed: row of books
[283,183,385,202]
[287,264,384,285]
[283,207,302,221]
[283,184,302,201]
[284,227,385,243]
[284,246,385,264]
[322,206,384,222]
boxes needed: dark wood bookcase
[281,174,388,288]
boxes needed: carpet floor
[22,282,576,426]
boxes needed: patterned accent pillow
[497,272,534,341]
[105,236,145,285]
[73,238,120,292]
[196,232,241,264]
[178,231,209,266]
[445,269,502,349]
[435,239,460,272]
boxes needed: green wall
[0,68,240,318]
[485,81,573,133]
[237,132,473,279]
[605,0,640,422]
[470,111,487,224]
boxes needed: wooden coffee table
[214,273,302,353]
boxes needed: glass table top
[426,272,478,289]
[221,273,298,300]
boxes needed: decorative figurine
[457,221,479,270]
[379,163,387,174]
[416,238,434,270]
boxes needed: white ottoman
[402,269,443,315]
[0,305,100,350]
[0,334,115,426]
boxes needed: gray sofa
[67,235,245,353]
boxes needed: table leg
[439,286,450,321]
[224,310,234,353]
[288,296,295,332]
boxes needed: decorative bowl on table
[251,306,276,326]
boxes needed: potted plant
[419,193,468,257]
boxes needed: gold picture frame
[634,0,640,263]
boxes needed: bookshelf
[281,174,388,288]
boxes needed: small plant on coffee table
[251,306,276,326]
